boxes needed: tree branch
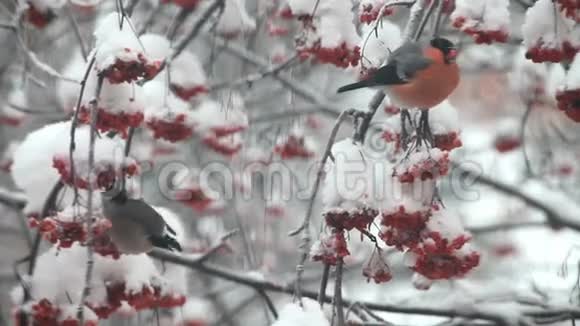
[288,109,354,302]
[148,247,580,324]
[452,162,580,232]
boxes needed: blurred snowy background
[0,0,579,325]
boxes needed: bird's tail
[337,80,374,93]
[150,234,183,252]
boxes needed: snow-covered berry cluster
[17,299,98,326]
[522,0,580,63]
[310,230,350,265]
[24,0,66,28]
[394,148,450,183]
[358,0,394,25]
[94,15,168,84]
[555,0,579,21]
[362,248,392,283]
[76,80,146,137]
[28,207,121,258]
[380,204,480,284]
[556,53,580,122]
[451,0,510,44]
[273,128,315,160]
[52,153,138,190]
[288,0,362,68]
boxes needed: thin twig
[250,105,340,124]
[452,162,580,232]
[414,0,438,41]
[69,55,96,205]
[208,55,300,93]
[18,181,64,325]
[171,0,225,61]
[77,75,104,324]
[258,290,279,319]
[209,35,341,113]
[403,0,427,40]
[125,0,141,16]
[431,0,445,37]
[468,221,548,234]
[197,229,239,264]
[147,248,515,324]
[334,259,345,326]
[318,263,331,306]
[521,102,534,177]
[0,188,27,209]
[65,4,88,61]
[289,109,354,302]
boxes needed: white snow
[286,0,316,16]
[522,0,578,49]
[70,0,102,6]
[509,47,548,97]
[140,33,171,62]
[426,207,470,240]
[194,95,249,135]
[359,20,402,68]
[546,62,567,104]
[178,297,215,324]
[452,0,510,32]
[11,121,133,213]
[95,79,146,114]
[11,121,70,213]
[564,53,580,90]
[318,2,361,49]
[56,53,86,112]
[170,51,208,89]
[272,298,329,326]
[216,0,256,36]
[94,13,143,71]
[143,81,197,125]
[428,100,460,135]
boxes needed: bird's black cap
[430,37,456,56]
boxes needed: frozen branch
[77,75,104,324]
[452,163,580,232]
[148,247,580,324]
[288,109,355,301]
[250,105,340,124]
[209,35,342,113]
[0,187,27,209]
[334,259,345,326]
[171,0,225,61]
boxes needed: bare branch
[171,0,225,61]
[65,4,88,61]
[334,259,345,326]
[318,263,330,306]
[148,247,580,324]
[452,162,580,232]
[77,75,104,323]
[0,187,27,209]
[209,35,341,113]
[289,109,354,302]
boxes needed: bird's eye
[447,49,458,60]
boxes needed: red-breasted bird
[337,37,460,110]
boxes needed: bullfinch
[337,37,460,110]
[101,189,182,254]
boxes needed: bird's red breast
[387,47,460,109]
